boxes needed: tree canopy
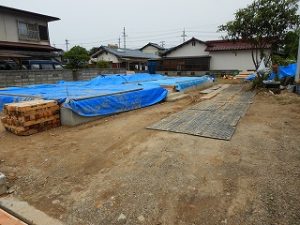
[89,47,100,56]
[219,0,300,68]
[283,29,300,59]
[63,46,90,70]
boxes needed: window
[39,25,49,41]
[54,64,63,70]
[41,64,54,70]
[18,21,40,41]
[192,41,196,46]
[31,64,40,70]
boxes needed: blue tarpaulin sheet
[245,73,257,81]
[268,63,297,80]
[0,73,211,116]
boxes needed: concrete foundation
[60,107,103,126]
[0,172,7,195]
[60,80,214,126]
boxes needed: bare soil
[0,88,300,225]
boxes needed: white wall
[209,50,270,71]
[166,41,209,57]
[0,12,49,45]
[95,52,120,63]
[141,46,159,55]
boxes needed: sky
[1,0,256,50]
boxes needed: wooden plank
[22,115,60,127]
[201,84,230,100]
[0,209,28,225]
[4,100,57,113]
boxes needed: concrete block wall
[157,71,208,76]
[76,68,126,81]
[0,68,126,87]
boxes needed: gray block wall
[0,68,126,87]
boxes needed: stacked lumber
[235,71,255,79]
[1,100,60,136]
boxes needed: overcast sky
[2,0,257,50]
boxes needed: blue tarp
[0,73,211,116]
[268,63,297,80]
[245,73,257,81]
[63,86,167,117]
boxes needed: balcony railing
[19,30,40,41]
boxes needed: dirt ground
[0,86,300,225]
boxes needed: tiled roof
[93,46,161,59]
[163,37,206,56]
[140,42,165,51]
[0,41,62,51]
[0,5,60,22]
[205,40,271,51]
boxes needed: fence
[0,68,126,87]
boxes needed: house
[158,38,211,72]
[0,5,61,62]
[140,42,165,55]
[206,39,271,71]
[156,37,271,73]
[91,45,160,70]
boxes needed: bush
[272,55,296,66]
[96,61,110,68]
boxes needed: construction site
[0,0,300,224]
[0,71,299,225]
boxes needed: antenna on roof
[118,37,121,48]
[160,41,165,48]
[181,28,187,43]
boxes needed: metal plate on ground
[148,85,255,141]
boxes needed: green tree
[219,0,300,70]
[284,29,300,59]
[63,46,90,70]
[89,47,99,56]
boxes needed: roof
[162,37,207,56]
[140,42,165,51]
[205,39,272,51]
[0,41,62,52]
[0,5,60,22]
[92,46,161,60]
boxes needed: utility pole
[118,37,121,48]
[295,35,300,83]
[65,39,69,51]
[122,27,127,49]
[160,41,165,48]
[181,28,187,43]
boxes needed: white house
[158,37,271,72]
[91,45,160,70]
[140,42,165,55]
[206,40,271,71]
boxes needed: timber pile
[1,100,60,136]
[235,71,255,79]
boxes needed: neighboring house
[140,42,165,55]
[156,37,271,73]
[158,38,211,71]
[91,46,160,70]
[0,5,61,62]
[206,40,271,71]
